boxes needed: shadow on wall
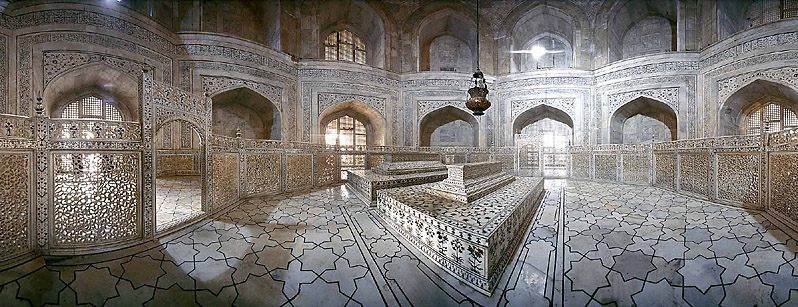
[211,87,281,140]
[419,106,478,147]
[719,79,798,136]
[610,96,677,144]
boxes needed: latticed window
[745,102,798,134]
[748,0,798,27]
[59,96,124,121]
[325,115,367,172]
[324,30,366,64]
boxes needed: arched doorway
[419,106,479,147]
[513,105,574,177]
[154,119,205,232]
[211,87,281,140]
[319,101,386,178]
[719,79,798,136]
[609,97,677,144]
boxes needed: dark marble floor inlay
[1,179,796,306]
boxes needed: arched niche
[43,63,139,121]
[621,16,673,59]
[317,0,387,68]
[419,106,478,147]
[318,100,386,146]
[211,87,281,140]
[719,79,798,136]
[153,118,206,232]
[509,5,576,73]
[512,105,574,147]
[515,32,573,72]
[609,96,677,144]
[606,0,676,62]
[428,35,473,73]
[416,8,477,72]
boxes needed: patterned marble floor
[156,176,204,232]
[0,179,795,306]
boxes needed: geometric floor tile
[1,179,796,306]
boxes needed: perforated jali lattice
[0,153,31,259]
[52,152,140,246]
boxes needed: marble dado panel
[769,153,798,224]
[678,153,712,198]
[301,67,399,88]
[606,87,680,114]
[181,45,294,76]
[318,92,386,116]
[243,152,281,196]
[202,76,282,110]
[417,100,471,120]
[285,154,312,192]
[595,60,699,84]
[301,79,398,143]
[716,66,798,104]
[156,154,197,176]
[594,155,617,181]
[43,51,150,87]
[571,154,591,179]
[0,152,31,261]
[510,98,576,120]
[17,32,173,116]
[496,76,593,90]
[314,153,339,187]
[622,154,651,185]
[654,153,677,190]
[702,30,798,68]
[51,152,140,248]
[0,35,8,114]
[212,153,239,207]
[401,78,474,90]
[14,9,176,54]
[716,153,761,209]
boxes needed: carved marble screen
[0,152,31,260]
[51,152,141,247]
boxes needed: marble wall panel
[571,154,591,179]
[0,152,31,260]
[679,153,712,199]
[51,152,140,247]
[717,153,761,209]
[622,154,651,185]
[314,153,339,187]
[769,153,798,223]
[212,153,239,207]
[594,154,618,181]
[654,153,677,190]
[243,152,281,196]
[285,154,313,192]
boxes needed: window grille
[745,102,797,134]
[58,96,125,121]
[324,30,367,65]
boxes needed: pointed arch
[316,0,389,68]
[513,104,574,133]
[211,87,281,140]
[154,118,207,231]
[512,104,574,147]
[44,63,140,121]
[415,8,477,72]
[419,105,478,147]
[719,79,798,136]
[318,100,386,146]
[610,96,677,144]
